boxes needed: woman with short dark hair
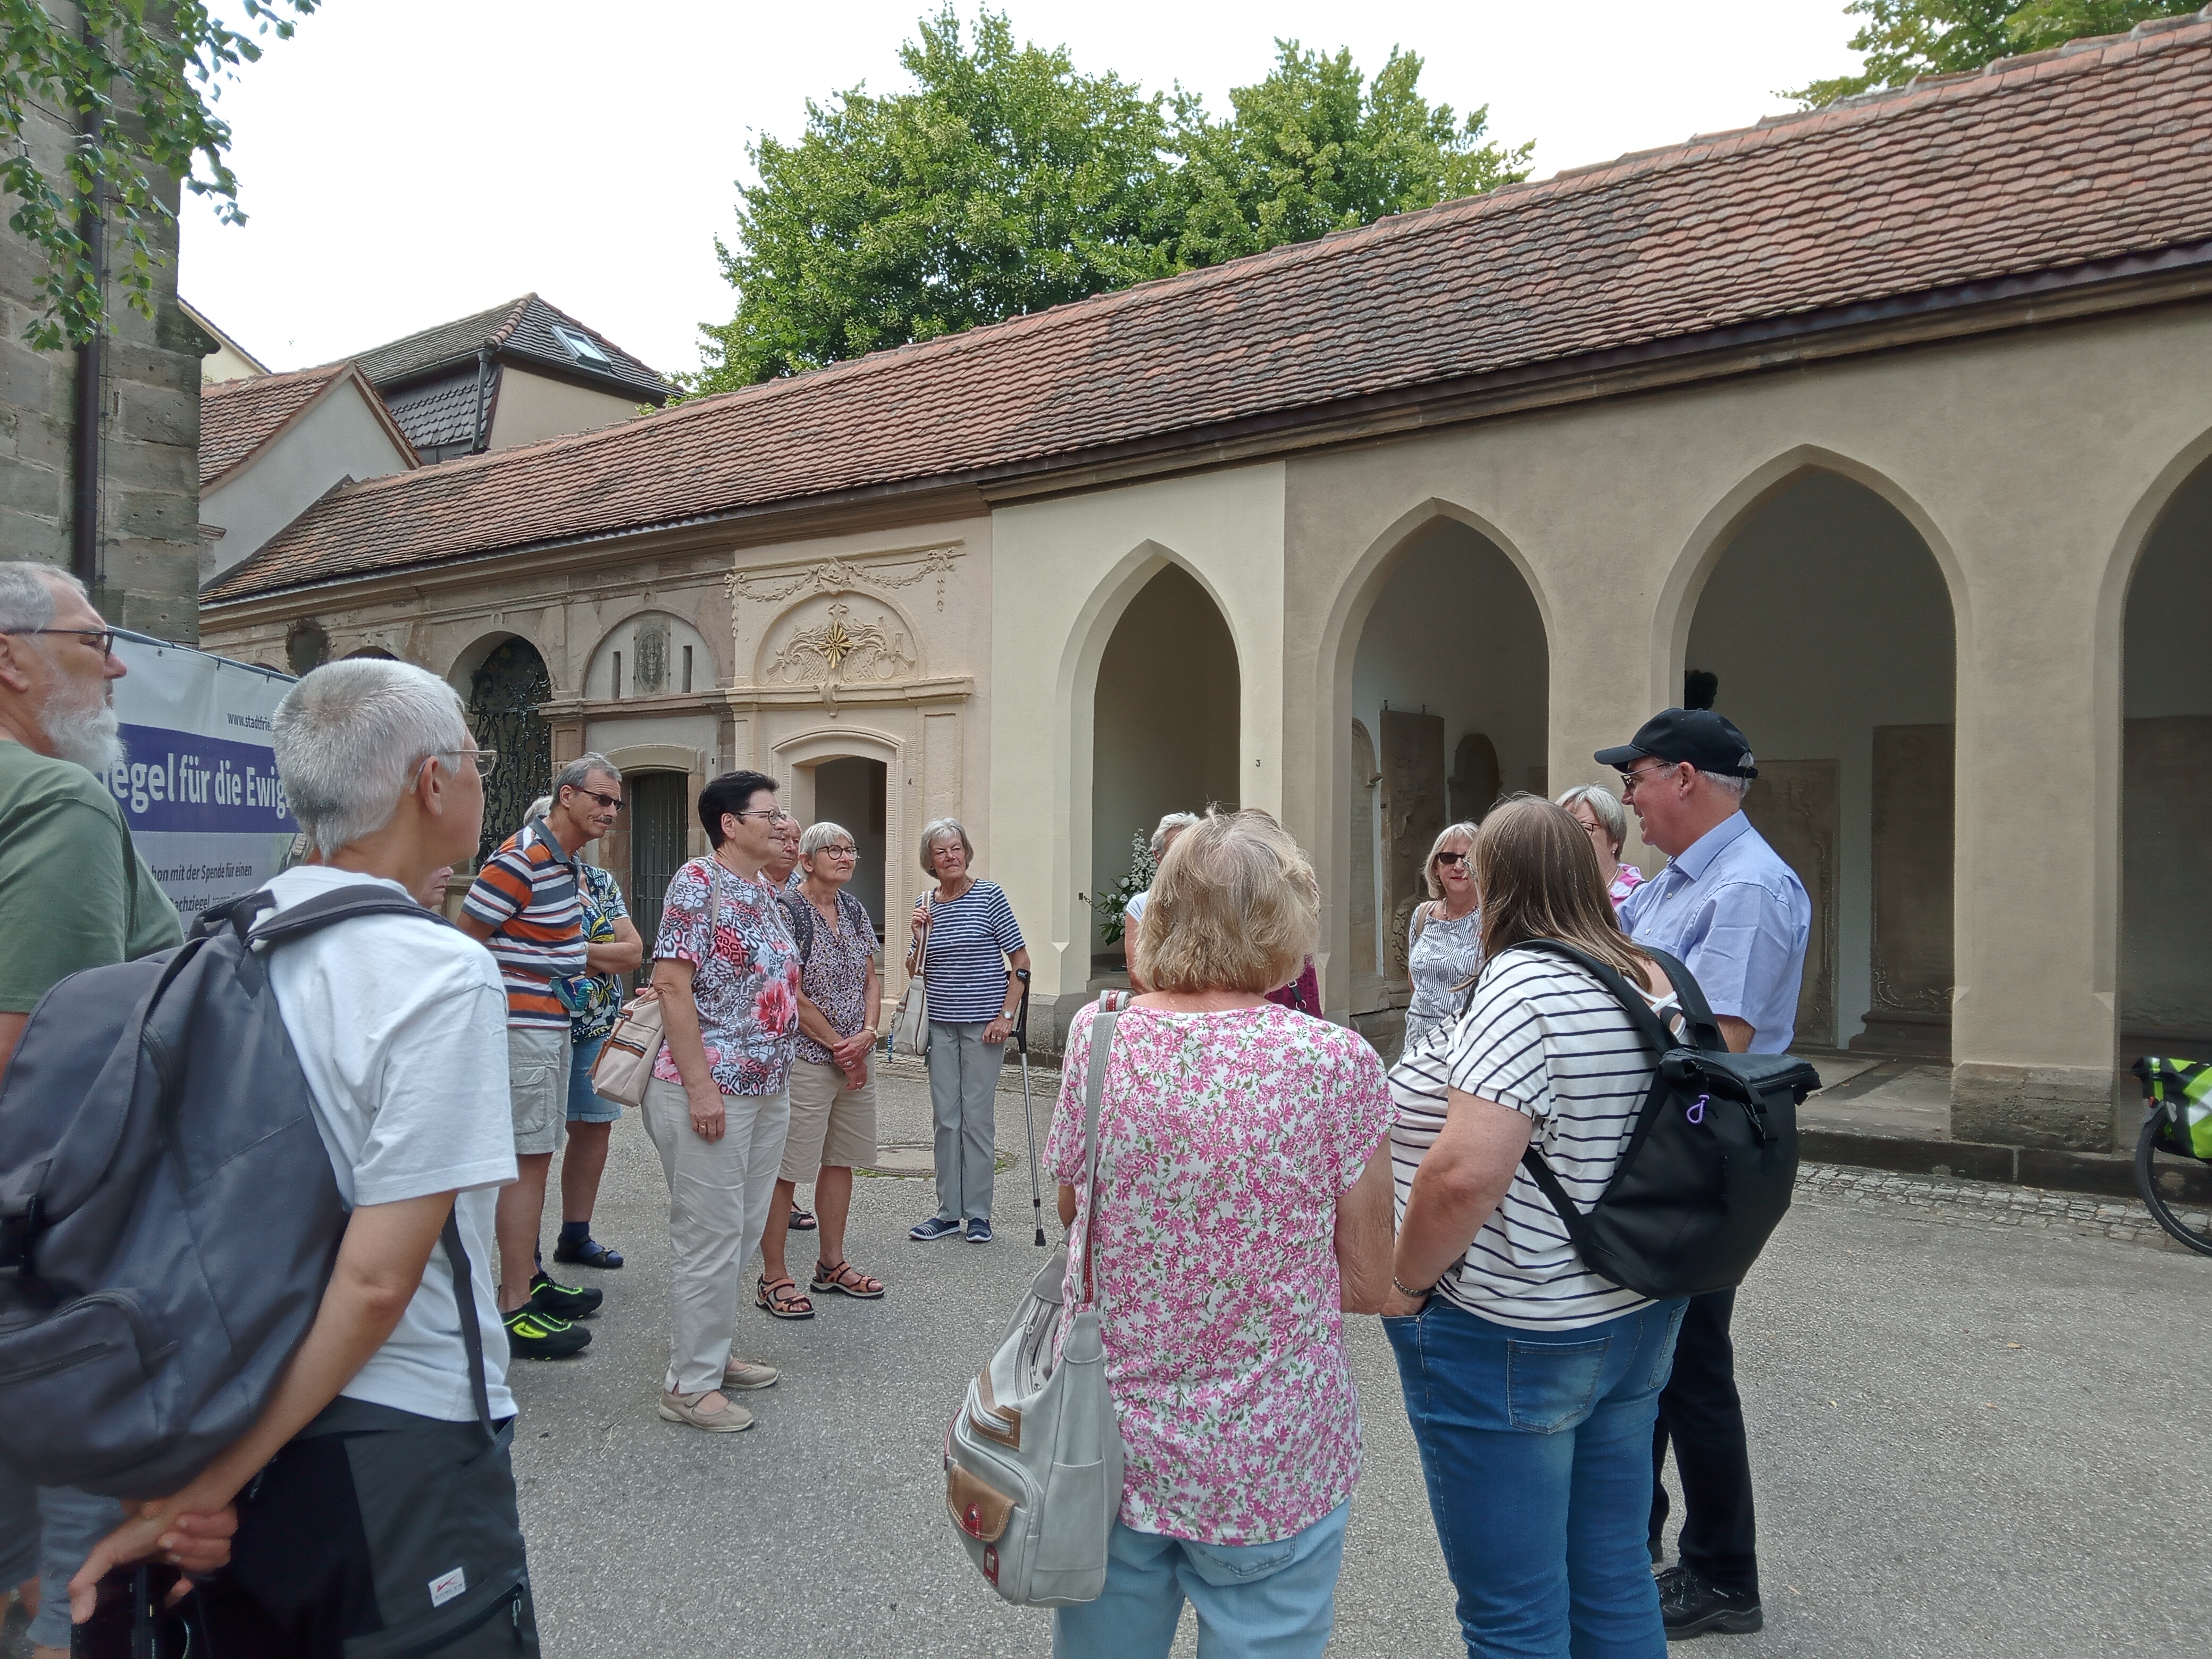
[640,770,801,1432]
[905,817,1028,1244]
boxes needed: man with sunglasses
[0,563,195,1658]
[458,753,618,1358]
[1594,707,1809,1640]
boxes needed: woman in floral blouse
[1046,809,1395,1659]
[1559,782,1645,912]
[642,769,802,1434]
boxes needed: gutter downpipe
[472,344,492,455]
[69,59,106,590]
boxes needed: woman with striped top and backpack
[1381,795,1689,1658]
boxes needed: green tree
[693,5,1175,391]
[1791,0,2198,106]
[691,10,1534,391]
[1167,41,1531,269]
[0,1,316,350]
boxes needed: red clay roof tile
[207,18,2212,605]
[197,365,348,491]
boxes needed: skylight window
[552,325,611,367]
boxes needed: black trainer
[503,1306,591,1359]
[529,1270,603,1319]
[1657,1565,1763,1637]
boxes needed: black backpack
[0,885,451,1496]
[1512,940,1820,1301]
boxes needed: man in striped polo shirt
[460,756,610,1357]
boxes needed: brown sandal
[756,1274,815,1319]
[810,1260,884,1300]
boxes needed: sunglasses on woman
[1436,851,1470,867]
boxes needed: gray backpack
[0,885,449,1496]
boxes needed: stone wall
[0,5,204,642]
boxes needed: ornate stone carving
[728,544,964,613]
[761,600,917,686]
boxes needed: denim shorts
[568,1033,621,1124]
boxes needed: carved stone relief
[633,615,669,696]
[1744,760,1839,1049]
[759,597,919,686]
[728,544,964,614]
[1380,708,1446,997]
[1350,721,1384,1015]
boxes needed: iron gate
[467,638,552,864]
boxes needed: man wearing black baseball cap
[1597,707,1809,1640]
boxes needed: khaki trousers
[640,1076,791,1396]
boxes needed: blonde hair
[1133,809,1317,994]
[1474,795,1655,986]
[1423,820,1479,899]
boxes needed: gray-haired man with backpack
[0,562,204,1658]
[68,658,540,1654]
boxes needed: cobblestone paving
[1795,1160,2208,1251]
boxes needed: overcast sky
[181,1,1866,378]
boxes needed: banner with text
[111,634,297,921]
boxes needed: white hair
[1698,771,1752,802]
[919,815,973,876]
[274,659,470,855]
[1555,783,1629,850]
[0,560,74,632]
[800,819,854,858]
[526,794,553,823]
[1149,811,1202,859]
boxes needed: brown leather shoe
[657,1389,753,1432]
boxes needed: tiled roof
[350,294,670,404]
[207,14,2212,606]
[381,367,484,456]
[197,364,348,490]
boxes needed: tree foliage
[1164,42,1530,269]
[691,7,1529,393]
[0,1,316,350]
[1791,0,2199,106]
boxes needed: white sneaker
[723,1357,780,1391]
[658,1389,753,1432]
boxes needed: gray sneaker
[723,1357,780,1391]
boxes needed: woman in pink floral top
[1046,810,1395,1659]
[640,770,801,1434]
[1559,783,1645,912]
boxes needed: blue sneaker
[910,1216,963,1241]
[965,1218,993,1244]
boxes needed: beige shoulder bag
[889,893,932,1058]
[591,858,722,1108]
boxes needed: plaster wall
[1688,473,1956,1046]
[990,464,1286,1030]
[1277,301,2212,1146]
[488,368,650,450]
[199,381,414,586]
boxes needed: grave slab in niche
[1380,708,1445,997]
[1855,723,1954,1060]
[1744,759,1839,1050]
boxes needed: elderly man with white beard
[0,560,195,1659]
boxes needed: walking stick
[1013,968,1046,1246]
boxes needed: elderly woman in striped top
[905,817,1029,1244]
[1381,795,1689,1658]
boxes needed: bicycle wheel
[2135,1111,2212,1257]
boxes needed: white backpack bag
[942,995,1128,1605]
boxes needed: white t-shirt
[263,866,518,1422]
[1389,947,1670,1332]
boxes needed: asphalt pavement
[498,1066,2212,1657]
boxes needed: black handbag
[1511,940,1821,1301]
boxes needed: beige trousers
[640,1075,792,1396]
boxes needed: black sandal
[787,1206,817,1231]
[756,1275,815,1320]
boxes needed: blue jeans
[1053,1501,1349,1659]
[1387,1297,1686,1659]
[568,1032,621,1122]
[0,1457,124,1650]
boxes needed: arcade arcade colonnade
[993,304,2212,1152]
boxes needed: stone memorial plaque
[1860,723,1954,1059]
[1380,708,1446,993]
[1744,760,1838,1049]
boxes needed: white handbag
[889,894,932,1057]
[942,994,1127,1606]
[589,859,720,1108]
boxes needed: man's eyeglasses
[431,749,497,777]
[6,626,116,658]
[568,787,625,814]
[1435,851,1470,867]
[1620,762,1679,795]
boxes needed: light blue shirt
[1620,812,1811,1053]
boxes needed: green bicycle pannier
[2134,1057,2212,1161]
